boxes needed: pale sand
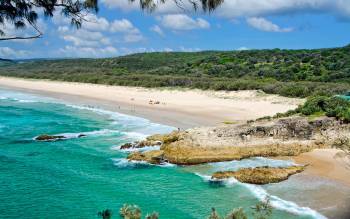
[0,76,303,129]
[293,149,350,186]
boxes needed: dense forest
[1,44,350,98]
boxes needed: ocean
[0,88,327,219]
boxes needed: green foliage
[225,208,248,219]
[119,204,159,219]
[145,212,159,219]
[119,204,142,219]
[0,0,98,40]
[270,95,350,122]
[252,199,273,219]
[98,209,112,219]
[207,199,272,219]
[296,96,350,120]
[1,44,350,98]
[208,208,221,219]
[298,96,328,115]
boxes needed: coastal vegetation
[98,199,272,219]
[1,44,350,98]
[270,95,350,122]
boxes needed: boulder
[35,134,66,141]
[211,166,306,184]
[120,142,134,150]
[127,150,165,164]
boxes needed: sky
[1,0,350,59]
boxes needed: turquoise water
[0,89,326,219]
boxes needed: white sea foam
[0,89,53,103]
[195,174,327,219]
[63,104,174,138]
[112,158,150,168]
[114,145,161,153]
[111,158,176,168]
[207,157,297,173]
[120,131,149,140]
[61,129,120,138]
[33,129,120,141]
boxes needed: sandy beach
[0,76,303,129]
[1,77,349,188]
[293,149,350,186]
[1,76,350,219]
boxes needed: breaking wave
[111,158,176,169]
[195,174,327,219]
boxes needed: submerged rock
[35,134,66,141]
[119,131,179,151]
[120,142,134,150]
[211,166,306,184]
[127,150,165,164]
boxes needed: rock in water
[211,166,306,184]
[127,150,165,164]
[35,134,66,141]
[120,142,134,149]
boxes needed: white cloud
[179,46,201,52]
[123,34,144,43]
[163,47,173,52]
[159,14,210,31]
[57,16,144,56]
[101,0,350,20]
[110,19,140,34]
[0,47,31,59]
[59,45,118,58]
[61,29,111,47]
[110,19,143,42]
[0,19,46,43]
[246,17,293,32]
[101,0,139,11]
[216,0,350,19]
[237,47,250,51]
[150,25,164,36]
[83,14,110,31]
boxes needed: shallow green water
[0,89,325,219]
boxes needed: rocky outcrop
[35,134,66,141]
[127,116,350,165]
[211,166,306,184]
[35,133,86,141]
[127,150,166,164]
[120,131,178,150]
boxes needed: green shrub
[225,208,248,219]
[119,204,142,219]
[98,209,112,219]
[297,95,328,115]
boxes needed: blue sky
[1,0,350,59]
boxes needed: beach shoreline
[1,77,349,185]
[1,76,350,218]
[0,76,303,129]
[292,149,350,186]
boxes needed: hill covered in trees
[1,44,350,98]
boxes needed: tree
[208,207,221,219]
[251,198,273,219]
[97,209,112,219]
[0,0,223,40]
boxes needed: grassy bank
[1,45,349,98]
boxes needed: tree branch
[0,20,43,41]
